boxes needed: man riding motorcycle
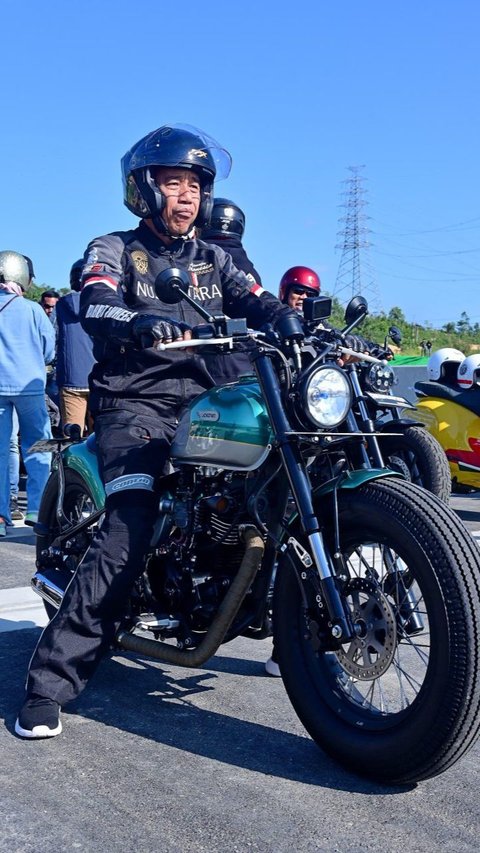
[16,123,302,739]
[278,265,385,361]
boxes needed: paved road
[1,495,480,852]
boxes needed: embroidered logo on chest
[131,250,149,275]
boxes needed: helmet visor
[125,123,232,181]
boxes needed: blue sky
[1,0,479,327]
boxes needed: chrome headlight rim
[366,363,395,392]
[299,364,352,429]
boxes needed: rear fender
[63,435,105,509]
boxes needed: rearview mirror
[389,325,402,346]
[154,267,190,304]
[344,294,368,327]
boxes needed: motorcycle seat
[415,380,480,417]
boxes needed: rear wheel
[380,425,451,502]
[274,478,480,783]
[36,469,100,618]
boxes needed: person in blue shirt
[0,251,55,535]
[55,260,95,435]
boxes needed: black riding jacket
[80,221,290,412]
[204,234,262,284]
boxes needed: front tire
[274,478,480,784]
[380,426,451,503]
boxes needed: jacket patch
[188,261,215,276]
[136,281,157,300]
[188,283,222,301]
[131,250,149,274]
[85,304,136,322]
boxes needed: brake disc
[335,577,397,680]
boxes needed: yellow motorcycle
[403,349,480,491]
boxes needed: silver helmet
[0,250,32,291]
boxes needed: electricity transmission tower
[333,165,382,313]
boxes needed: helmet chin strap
[152,214,195,242]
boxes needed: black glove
[131,314,191,349]
[368,344,394,360]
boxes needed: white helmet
[427,347,465,381]
[457,354,480,389]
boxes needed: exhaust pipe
[31,572,65,610]
[116,524,265,667]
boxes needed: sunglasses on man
[290,286,316,297]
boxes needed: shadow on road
[1,629,413,796]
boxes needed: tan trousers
[59,388,92,435]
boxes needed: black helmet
[121,123,232,231]
[70,258,84,292]
[202,198,246,240]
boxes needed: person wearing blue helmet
[16,123,303,738]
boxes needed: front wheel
[274,479,480,784]
[380,425,451,503]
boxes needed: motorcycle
[332,301,451,502]
[404,372,480,492]
[29,275,480,784]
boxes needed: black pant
[27,407,178,705]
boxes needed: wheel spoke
[331,535,431,716]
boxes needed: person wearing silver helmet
[0,251,55,537]
[16,123,302,738]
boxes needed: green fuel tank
[171,379,273,470]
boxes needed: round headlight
[366,363,395,392]
[301,366,352,428]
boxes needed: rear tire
[36,469,99,619]
[380,425,451,502]
[274,478,480,783]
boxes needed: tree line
[326,295,479,356]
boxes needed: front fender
[63,434,106,509]
[377,418,424,432]
[313,468,401,498]
[281,468,401,541]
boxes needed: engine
[141,470,258,640]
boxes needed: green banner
[391,355,428,366]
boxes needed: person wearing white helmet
[457,354,480,389]
[427,347,465,385]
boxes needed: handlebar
[154,335,388,367]
[338,346,386,365]
[154,336,234,351]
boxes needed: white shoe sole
[14,718,62,738]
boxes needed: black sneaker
[9,497,24,521]
[15,696,62,739]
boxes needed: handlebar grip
[63,423,83,441]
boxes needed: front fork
[253,351,356,643]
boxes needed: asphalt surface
[1,491,480,852]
